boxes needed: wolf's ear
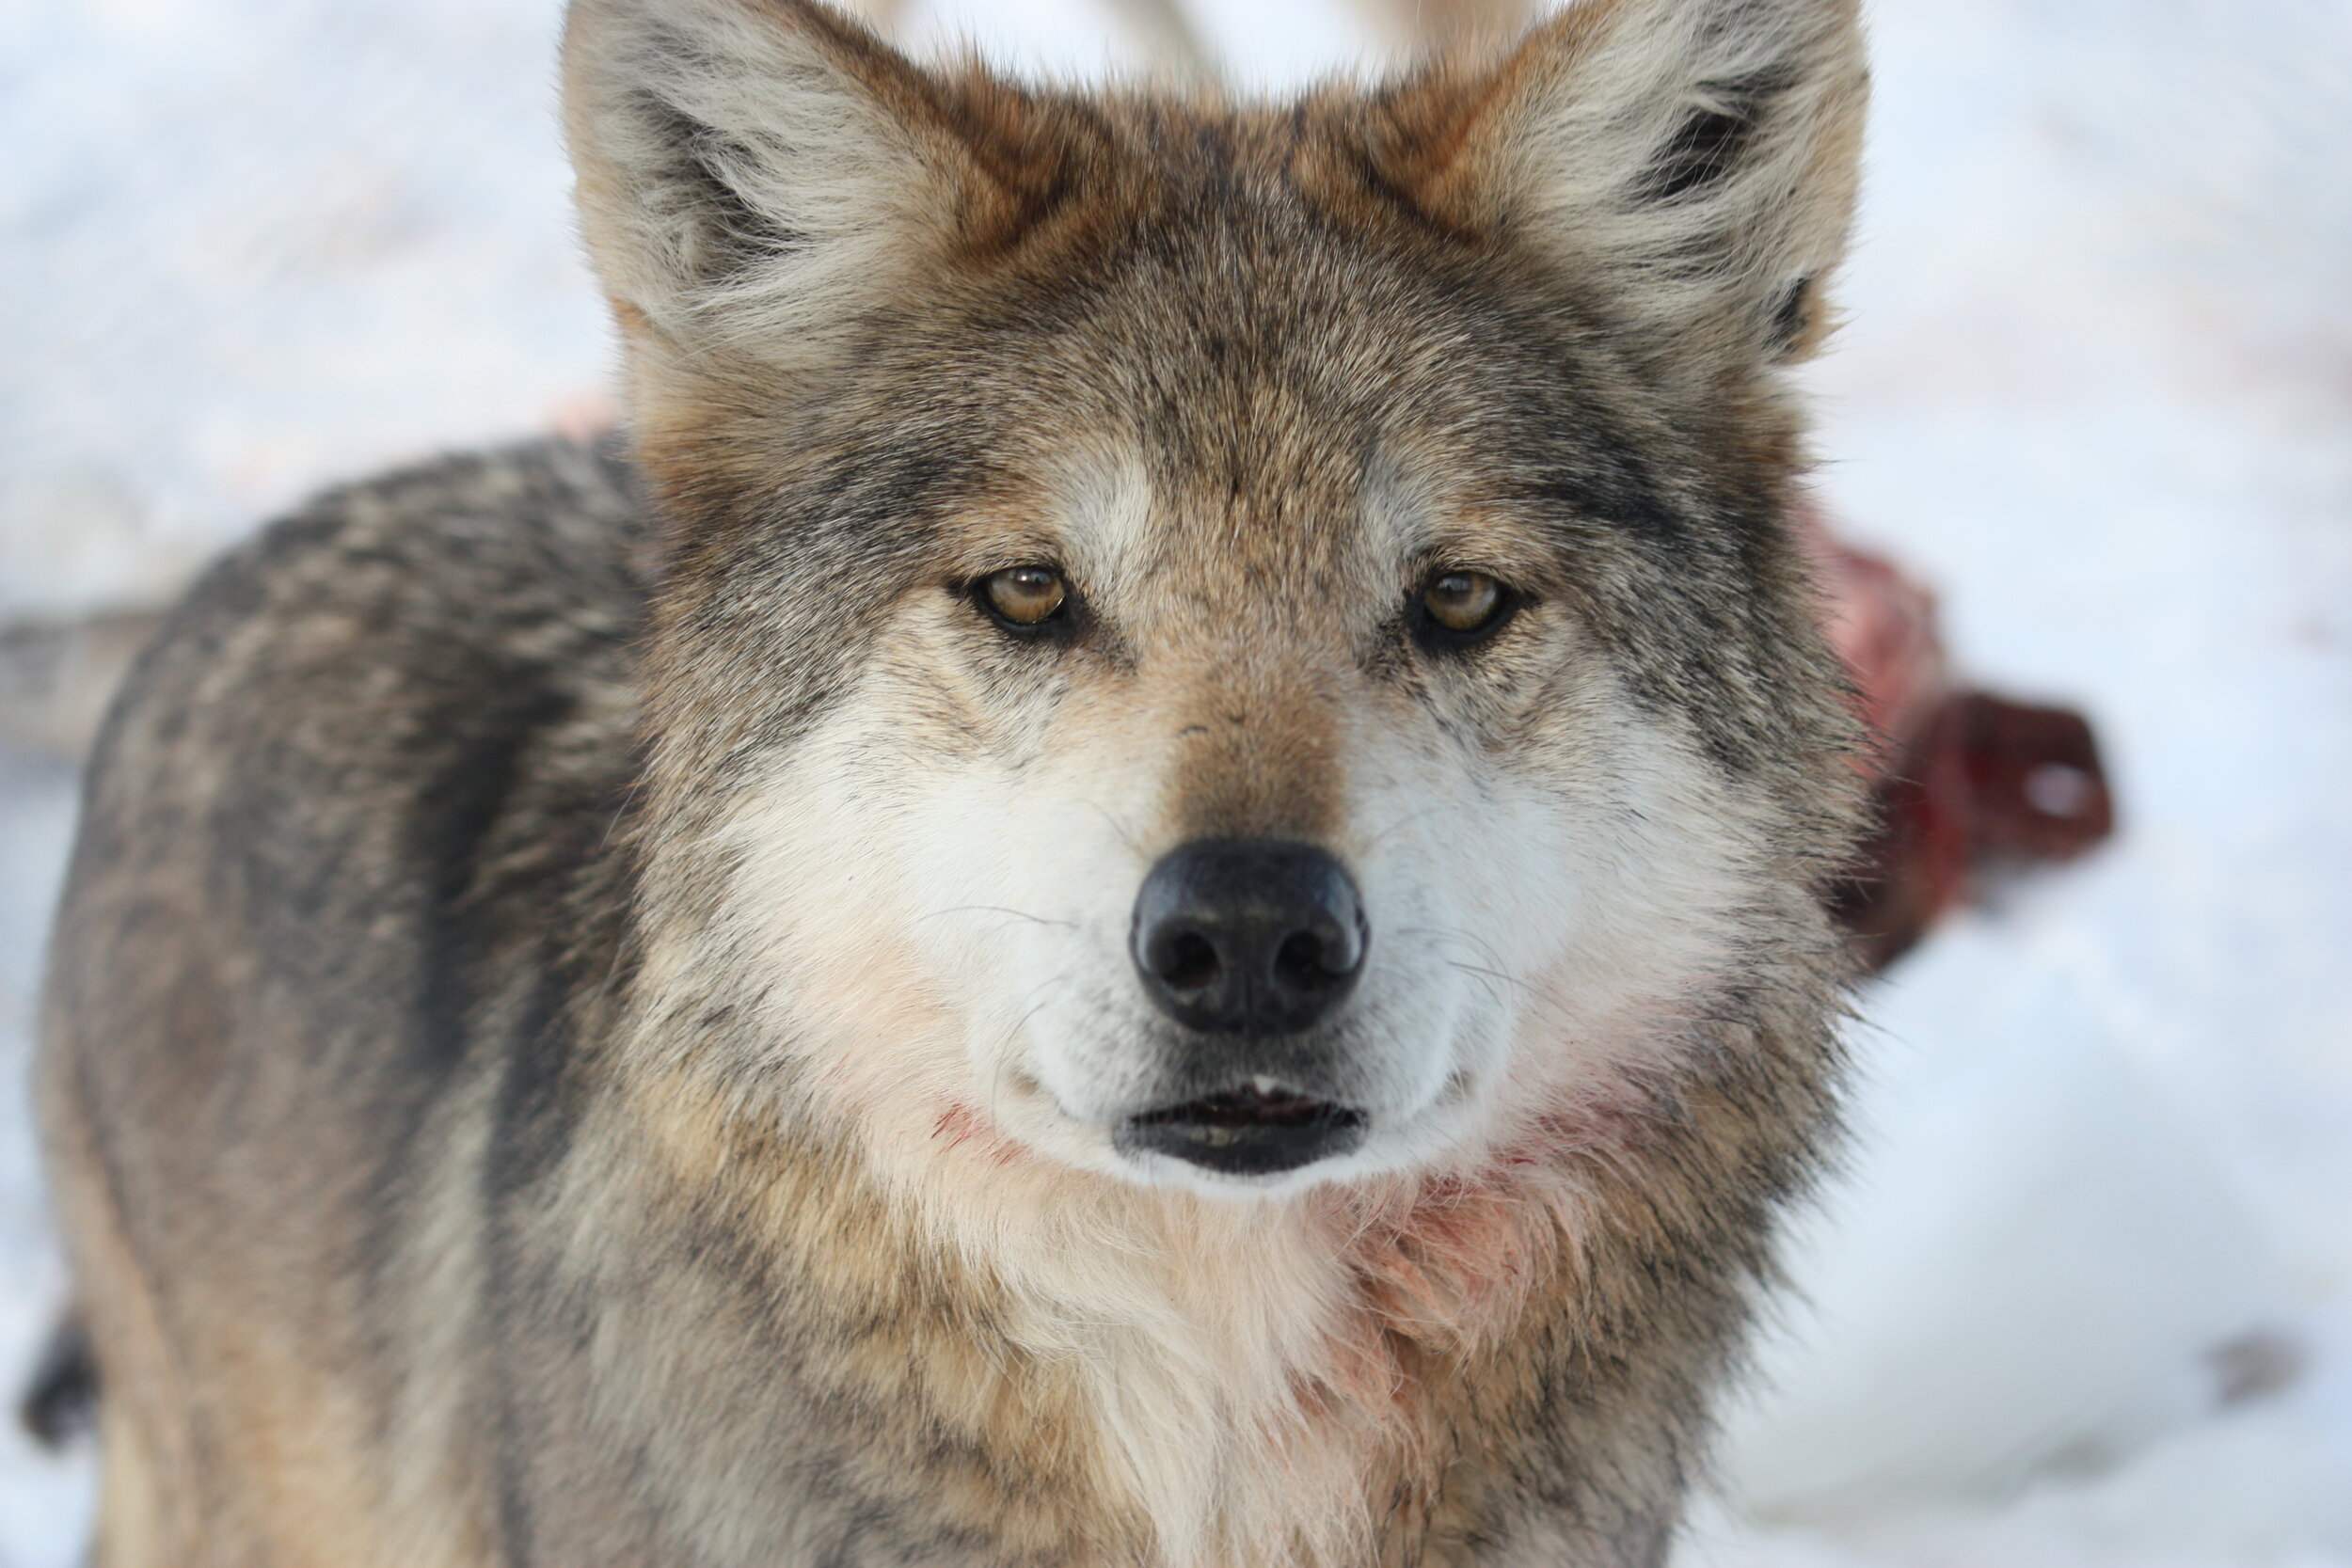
[1377,0,1867,377]
[563,0,1048,377]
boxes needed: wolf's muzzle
[1121,839,1371,1176]
[1129,838,1366,1037]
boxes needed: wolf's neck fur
[914,1143,1590,1568]
[613,1028,1708,1568]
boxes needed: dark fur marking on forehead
[804,438,977,546]
[664,423,974,576]
[1451,319,1704,549]
[1520,452,1689,548]
[640,422,1003,787]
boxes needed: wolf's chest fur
[40,0,1869,1562]
[626,1053,1634,1567]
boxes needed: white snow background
[3,0,2348,1561]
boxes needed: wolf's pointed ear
[563,0,1049,379]
[1376,0,1867,378]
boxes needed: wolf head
[565,0,1867,1198]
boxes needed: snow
[1,0,2346,1561]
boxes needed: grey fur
[40,1,1870,1562]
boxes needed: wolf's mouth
[1115,1084,1369,1177]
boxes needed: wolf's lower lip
[1115,1088,1368,1176]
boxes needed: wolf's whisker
[1075,800,1148,860]
[986,980,1069,1138]
[919,904,1077,928]
[1356,804,1442,854]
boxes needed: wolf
[37,0,1869,1560]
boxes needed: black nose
[1130,838,1367,1035]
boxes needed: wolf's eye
[978,566,1069,629]
[1417,570,1512,643]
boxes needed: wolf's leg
[89,1411,172,1568]
[40,1069,201,1566]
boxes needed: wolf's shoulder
[183,435,647,662]
[68,436,649,1003]
[96,436,647,768]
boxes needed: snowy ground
[3,0,2347,1561]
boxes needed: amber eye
[1419,570,1508,638]
[979,565,1070,628]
